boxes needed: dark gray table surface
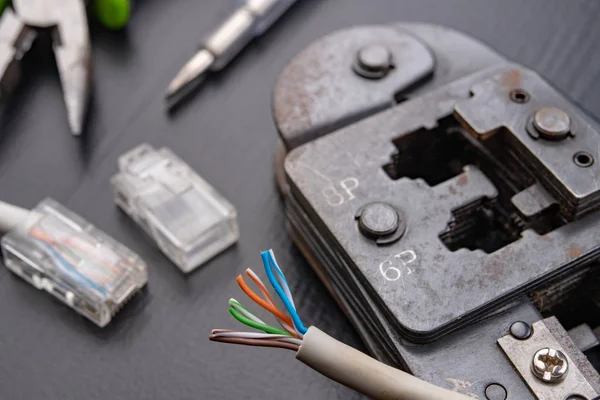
[1,1,599,399]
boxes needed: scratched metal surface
[284,64,600,339]
[0,0,599,399]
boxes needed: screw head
[531,347,569,383]
[510,321,533,340]
[353,44,394,79]
[532,107,571,141]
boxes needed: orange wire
[236,275,295,329]
[29,229,55,244]
[245,270,300,337]
[30,228,116,268]
[246,270,278,306]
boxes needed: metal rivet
[356,202,399,237]
[485,383,508,400]
[573,151,594,168]
[532,347,569,383]
[510,321,533,340]
[355,202,405,245]
[532,107,571,141]
[353,44,394,79]
[564,395,588,400]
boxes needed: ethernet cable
[0,199,30,233]
[0,198,147,327]
[210,250,471,400]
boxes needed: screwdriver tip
[65,89,88,136]
[165,49,215,109]
[55,43,92,136]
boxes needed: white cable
[0,200,30,234]
[296,327,472,400]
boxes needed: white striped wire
[245,268,303,338]
[268,249,297,310]
[229,298,266,325]
[211,330,303,346]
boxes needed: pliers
[0,0,92,135]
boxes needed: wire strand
[244,269,301,337]
[209,336,299,351]
[236,275,290,324]
[236,273,300,337]
[261,250,307,334]
[269,249,296,309]
[211,330,303,346]
[228,306,291,336]
[268,252,304,335]
[229,298,266,325]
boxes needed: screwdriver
[165,0,298,109]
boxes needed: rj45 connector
[111,144,239,273]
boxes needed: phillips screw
[531,347,569,383]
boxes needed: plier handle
[0,0,131,30]
[1,0,92,135]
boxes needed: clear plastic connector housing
[0,198,148,327]
[111,144,239,273]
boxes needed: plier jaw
[0,0,92,135]
[0,9,35,104]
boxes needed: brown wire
[209,336,299,351]
[212,329,235,334]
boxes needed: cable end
[165,49,215,109]
[0,200,31,234]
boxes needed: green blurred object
[0,0,6,15]
[94,0,130,30]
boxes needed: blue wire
[268,251,302,333]
[260,250,307,334]
[37,241,106,295]
[269,251,293,300]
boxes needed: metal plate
[273,25,434,150]
[498,318,599,399]
[287,188,539,398]
[455,68,600,218]
[284,64,600,340]
[273,23,506,150]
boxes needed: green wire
[229,299,264,322]
[228,307,291,336]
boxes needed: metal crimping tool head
[0,0,92,135]
[273,23,600,399]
